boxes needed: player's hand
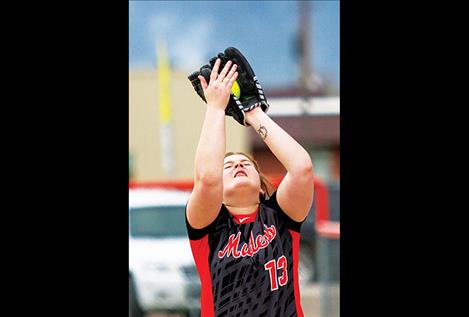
[198,58,238,111]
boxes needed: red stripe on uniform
[289,229,304,317]
[189,236,214,317]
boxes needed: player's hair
[224,152,275,201]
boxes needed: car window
[130,206,187,238]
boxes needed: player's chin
[230,177,257,188]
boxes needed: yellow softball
[231,80,241,99]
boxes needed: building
[129,69,339,183]
[249,95,340,182]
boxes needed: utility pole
[298,0,314,95]
[297,0,319,113]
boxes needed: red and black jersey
[186,191,305,317]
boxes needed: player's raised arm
[246,108,314,222]
[214,47,314,222]
[186,59,238,229]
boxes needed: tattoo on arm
[257,125,268,140]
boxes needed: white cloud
[171,19,214,71]
[148,13,215,71]
[149,13,176,45]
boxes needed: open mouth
[234,171,247,177]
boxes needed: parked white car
[129,188,200,317]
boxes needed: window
[130,206,187,238]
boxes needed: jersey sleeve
[263,190,305,233]
[185,202,220,240]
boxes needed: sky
[129,0,339,90]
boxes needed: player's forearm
[194,106,226,185]
[246,109,313,176]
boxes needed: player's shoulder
[185,204,229,240]
[261,191,304,232]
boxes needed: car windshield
[130,206,187,238]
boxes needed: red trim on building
[289,229,304,317]
[128,180,194,191]
[189,236,214,317]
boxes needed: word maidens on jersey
[218,224,276,259]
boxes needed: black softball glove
[188,47,269,126]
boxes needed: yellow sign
[157,40,171,124]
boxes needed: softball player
[186,59,314,317]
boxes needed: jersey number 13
[264,255,288,291]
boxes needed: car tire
[129,275,144,317]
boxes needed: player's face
[223,154,261,193]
